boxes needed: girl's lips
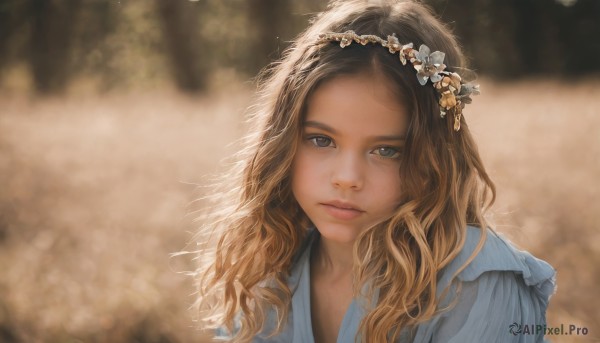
[320,201,365,220]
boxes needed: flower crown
[316,30,480,131]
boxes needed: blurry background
[0,0,599,342]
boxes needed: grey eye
[310,136,332,147]
[373,147,401,159]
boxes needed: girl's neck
[311,234,354,278]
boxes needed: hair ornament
[317,30,480,131]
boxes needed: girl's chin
[315,224,361,245]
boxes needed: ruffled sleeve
[411,226,557,343]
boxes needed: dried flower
[440,91,457,109]
[386,34,401,53]
[399,43,414,65]
[454,111,462,131]
[316,31,480,131]
[439,73,462,93]
[340,36,352,48]
[460,83,480,96]
[413,45,446,85]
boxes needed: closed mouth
[321,200,364,212]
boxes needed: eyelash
[372,146,402,159]
[307,135,335,148]
[305,134,402,160]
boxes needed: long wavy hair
[194,1,496,342]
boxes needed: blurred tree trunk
[512,0,566,75]
[428,0,600,77]
[28,0,80,94]
[0,1,29,75]
[156,0,206,93]
[247,0,291,73]
[427,0,521,77]
[560,0,600,74]
[0,3,12,73]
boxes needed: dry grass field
[1,78,599,342]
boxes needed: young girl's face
[292,72,408,244]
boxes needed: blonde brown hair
[195,1,496,341]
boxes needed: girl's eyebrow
[304,120,406,141]
[304,120,338,134]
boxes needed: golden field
[1,78,599,342]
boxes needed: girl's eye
[308,135,334,148]
[372,147,401,159]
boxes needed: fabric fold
[438,226,556,304]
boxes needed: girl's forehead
[310,71,403,105]
[304,73,409,137]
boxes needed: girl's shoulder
[409,228,557,342]
[290,226,557,300]
[439,226,556,299]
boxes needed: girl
[194,1,556,342]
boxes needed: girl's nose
[330,152,364,190]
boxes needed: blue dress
[225,226,556,342]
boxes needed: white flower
[413,44,446,85]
